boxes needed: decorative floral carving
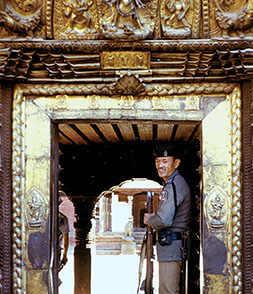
[0,3,42,38]
[151,96,165,110]
[13,0,39,13]
[12,86,23,293]
[18,82,237,97]
[191,0,201,38]
[213,0,253,38]
[88,95,100,109]
[185,96,200,111]
[119,95,135,109]
[229,87,243,293]
[112,72,146,95]
[47,94,69,111]
[202,0,209,38]
[0,39,253,53]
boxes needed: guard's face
[155,156,180,181]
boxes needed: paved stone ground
[59,244,159,294]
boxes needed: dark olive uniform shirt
[148,170,191,262]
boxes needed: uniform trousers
[158,261,182,294]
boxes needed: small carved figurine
[124,221,133,237]
[28,193,43,227]
[208,194,225,229]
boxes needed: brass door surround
[12,83,242,293]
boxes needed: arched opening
[57,121,201,294]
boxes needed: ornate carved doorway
[11,83,242,294]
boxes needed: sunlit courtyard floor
[59,245,159,294]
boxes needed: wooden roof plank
[138,123,153,141]
[175,124,196,141]
[59,124,87,145]
[97,123,119,142]
[116,122,136,141]
[157,124,174,141]
[76,124,103,143]
[59,132,72,145]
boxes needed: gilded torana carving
[0,0,252,39]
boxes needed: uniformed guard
[144,143,191,294]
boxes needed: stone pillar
[71,196,93,294]
[128,195,134,224]
[99,196,105,233]
[104,196,112,231]
[121,195,136,254]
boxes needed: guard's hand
[144,213,155,225]
[61,255,68,265]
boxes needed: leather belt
[171,232,182,240]
[156,231,182,241]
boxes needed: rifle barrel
[145,191,154,294]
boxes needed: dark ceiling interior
[58,121,200,145]
[58,121,201,198]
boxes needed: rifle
[136,190,154,294]
[180,230,190,294]
[145,191,154,294]
[136,233,147,294]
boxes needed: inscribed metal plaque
[100,51,150,70]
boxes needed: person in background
[59,190,70,270]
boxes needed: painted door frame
[11,83,242,293]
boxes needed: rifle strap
[172,181,177,218]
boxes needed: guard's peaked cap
[153,143,182,159]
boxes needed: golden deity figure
[99,0,156,40]
[103,0,145,30]
[62,0,94,32]
[165,0,190,28]
[162,0,191,37]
